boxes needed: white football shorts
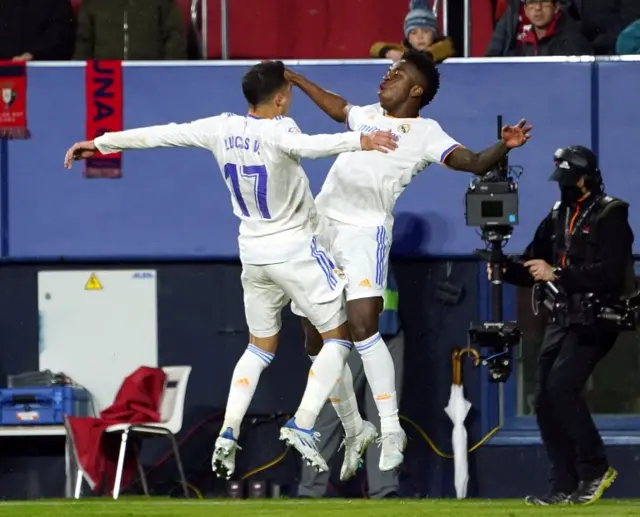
[291,216,391,322]
[241,236,347,338]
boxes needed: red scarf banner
[85,60,123,179]
[0,61,30,139]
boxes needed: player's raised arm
[63,117,221,168]
[443,119,532,176]
[274,119,397,160]
[285,69,351,124]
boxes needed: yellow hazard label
[85,273,103,291]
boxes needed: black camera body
[465,177,519,228]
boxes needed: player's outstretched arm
[444,141,510,176]
[284,69,350,124]
[275,121,396,159]
[63,117,220,169]
[444,119,532,176]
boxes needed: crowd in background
[0,0,639,63]
[486,0,640,57]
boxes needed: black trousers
[534,323,617,493]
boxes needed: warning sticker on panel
[85,273,103,291]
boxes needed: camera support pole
[489,115,508,323]
[467,114,522,383]
[490,241,504,322]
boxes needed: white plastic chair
[73,366,192,500]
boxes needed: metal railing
[194,0,467,60]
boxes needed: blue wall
[2,58,639,259]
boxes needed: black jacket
[487,0,640,57]
[504,195,634,296]
[0,0,74,60]
[515,12,593,56]
[569,0,640,55]
[486,0,572,56]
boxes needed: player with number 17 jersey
[63,60,398,478]
[71,108,379,334]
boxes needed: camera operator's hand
[501,119,532,149]
[524,259,556,282]
[486,263,506,281]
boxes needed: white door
[38,270,158,413]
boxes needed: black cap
[549,145,599,186]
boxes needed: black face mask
[560,185,583,205]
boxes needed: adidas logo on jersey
[359,278,372,288]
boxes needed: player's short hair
[242,61,287,107]
[402,49,440,108]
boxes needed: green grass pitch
[0,498,639,517]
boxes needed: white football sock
[310,355,364,438]
[354,332,401,434]
[221,344,274,439]
[294,339,352,430]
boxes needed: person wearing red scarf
[516,0,592,56]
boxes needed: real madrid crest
[333,268,346,280]
[397,123,411,134]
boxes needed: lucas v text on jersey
[224,135,261,154]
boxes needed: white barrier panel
[38,270,158,413]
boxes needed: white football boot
[212,427,241,479]
[279,418,328,472]
[377,428,407,472]
[339,420,379,481]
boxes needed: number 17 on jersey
[223,163,271,219]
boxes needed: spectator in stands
[566,0,640,55]
[487,0,591,56]
[487,0,571,56]
[616,20,640,54]
[0,0,74,61]
[74,0,187,60]
[515,0,592,56]
[370,0,454,64]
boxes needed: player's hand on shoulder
[63,140,98,169]
[360,130,398,153]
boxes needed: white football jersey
[315,103,461,227]
[95,113,362,264]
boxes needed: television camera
[465,116,523,383]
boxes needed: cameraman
[490,145,634,506]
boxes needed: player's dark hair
[242,60,287,107]
[402,49,440,108]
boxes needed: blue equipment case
[0,386,91,425]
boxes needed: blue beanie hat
[616,20,640,55]
[404,1,438,39]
